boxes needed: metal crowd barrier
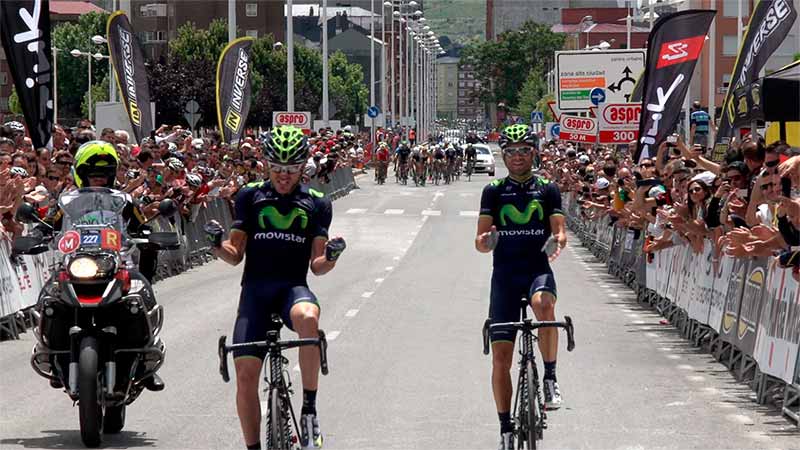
[0,167,358,341]
[563,193,800,427]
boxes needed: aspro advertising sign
[273,111,311,128]
[556,49,646,111]
[598,103,641,144]
[559,115,597,143]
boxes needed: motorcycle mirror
[15,203,40,224]
[12,236,47,255]
[157,199,178,217]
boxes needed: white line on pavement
[393,256,401,261]
[725,414,754,425]
[361,291,374,298]
[676,364,694,370]
[666,354,681,360]
[346,208,367,214]
[327,331,341,341]
[421,210,442,216]
[385,266,394,271]
[375,278,384,283]
[384,209,405,215]
[459,211,479,217]
[345,309,359,317]
[609,293,620,298]
[686,375,705,382]
[633,320,646,325]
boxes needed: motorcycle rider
[35,140,166,392]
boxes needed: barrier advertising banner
[0,0,53,148]
[555,49,645,111]
[688,242,715,324]
[720,258,749,344]
[709,255,734,333]
[107,11,153,144]
[736,258,768,354]
[716,0,797,144]
[754,261,800,383]
[634,10,715,162]
[216,37,255,144]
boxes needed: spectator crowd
[0,119,372,239]
[542,132,800,278]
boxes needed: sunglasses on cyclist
[503,147,533,156]
[269,163,304,174]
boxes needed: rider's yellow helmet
[72,140,120,188]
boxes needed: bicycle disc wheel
[525,361,541,449]
[267,388,290,450]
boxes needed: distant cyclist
[465,144,478,175]
[395,141,411,182]
[205,125,346,450]
[474,124,567,450]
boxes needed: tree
[461,21,564,111]
[535,93,556,123]
[168,19,228,63]
[329,51,368,124]
[52,11,110,121]
[81,76,110,119]
[514,69,548,120]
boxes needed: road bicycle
[465,159,475,181]
[218,316,330,450]
[482,299,575,450]
[375,162,387,185]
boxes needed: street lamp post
[71,49,93,121]
[287,0,295,112]
[91,35,115,103]
[382,1,390,123]
[577,15,592,50]
[370,0,375,144]
[52,46,59,124]
[322,0,329,127]
[391,8,398,129]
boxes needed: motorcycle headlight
[68,257,99,278]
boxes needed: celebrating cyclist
[474,124,567,450]
[205,125,346,450]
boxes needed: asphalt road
[2,149,798,449]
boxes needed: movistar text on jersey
[254,232,307,243]
[498,229,546,237]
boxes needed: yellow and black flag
[216,37,255,144]
[106,11,153,144]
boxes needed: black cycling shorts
[488,270,557,343]
[233,280,319,359]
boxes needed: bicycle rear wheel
[267,388,290,450]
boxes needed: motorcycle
[13,188,179,448]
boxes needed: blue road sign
[530,111,544,124]
[550,123,561,137]
[367,106,380,118]
[590,88,606,106]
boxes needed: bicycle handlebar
[217,331,330,383]
[482,316,576,355]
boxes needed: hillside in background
[425,0,486,46]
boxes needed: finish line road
[1,155,797,449]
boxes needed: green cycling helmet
[498,124,538,150]
[72,140,120,188]
[263,125,309,165]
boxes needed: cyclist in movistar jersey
[205,125,346,450]
[474,124,567,450]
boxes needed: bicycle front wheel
[524,361,541,449]
[267,388,290,450]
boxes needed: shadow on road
[1,429,157,449]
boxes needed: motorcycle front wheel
[78,337,103,447]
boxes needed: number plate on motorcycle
[101,229,121,251]
[80,231,101,248]
[58,230,80,254]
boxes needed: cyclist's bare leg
[234,356,264,446]
[531,291,558,362]
[491,341,514,413]
[290,302,321,390]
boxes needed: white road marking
[422,210,442,216]
[666,401,688,407]
[361,291,374,298]
[375,278,385,283]
[434,192,445,198]
[459,193,475,197]
[686,375,705,382]
[406,240,414,244]
[384,209,405,215]
[676,364,694,370]
[327,331,341,341]
[345,309,359,317]
[600,284,611,288]
[421,215,429,223]
[393,256,401,261]
[346,208,367,214]
[459,211,479,217]
[633,320,646,325]
[666,354,681,360]
[385,266,394,271]
[702,387,722,395]
[725,414,754,425]
[609,293,620,298]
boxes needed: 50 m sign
[559,116,597,143]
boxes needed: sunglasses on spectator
[269,163,304,174]
[640,162,654,168]
[503,147,533,156]
[689,187,704,193]
[47,175,60,181]
[765,159,779,168]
